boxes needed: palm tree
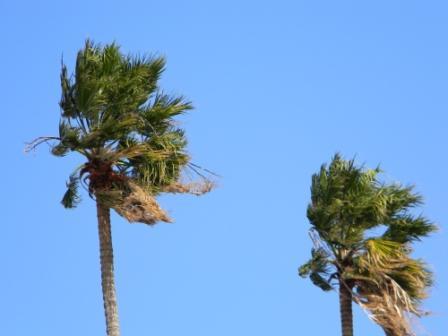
[27,40,213,336]
[299,154,435,336]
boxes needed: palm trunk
[339,282,354,336]
[97,201,121,336]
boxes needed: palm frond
[299,247,334,291]
[351,237,432,335]
[162,180,214,196]
[383,215,437,243]
[61,173,81,208]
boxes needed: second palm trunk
[339,282,354,336]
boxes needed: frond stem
[24,136,60,153]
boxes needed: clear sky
[1,1,447,335]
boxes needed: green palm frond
[61,173,81,208]
[140,93,192,134]
[299,247,334,291]
[379,184,437,243]
[383,214,437,244]
[309,272,333,292]
[358,239,406,271]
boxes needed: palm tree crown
[299,154,436,336]
[30,39,212,220]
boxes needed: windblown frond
[299,246,334,291]
[351,240,432,335]
[61,173,81,208]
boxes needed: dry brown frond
[354,278,418,336]
[162,180,215,195]
[112,181,171,225]
[351,239,430,336]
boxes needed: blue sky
[1,1,447,335]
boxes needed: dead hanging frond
[162,180,214,195]
[351,239,429,336]
[90,160,217,225]
[112,161,216,223]
[160,161,218,196]
[111,181,171,225]
[354,280,416,336]
[94,180,171,225]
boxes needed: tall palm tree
[299,154,435,336]
[27,40,213,336]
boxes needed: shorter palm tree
[299,154,436,336]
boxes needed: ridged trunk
[97,201,121,336]
[339,282,354,336]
